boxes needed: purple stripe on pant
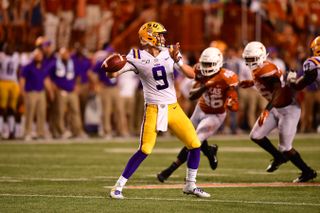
[122,150,148,179]
[187,148,200,169]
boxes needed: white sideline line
[0,193,319,207]
[1,133,319,144]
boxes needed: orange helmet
[210,40,227,54]
[310,36,320,56]
[138,21,167,48]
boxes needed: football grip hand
[169,42,182,63]
[258,110,269,126]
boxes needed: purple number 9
[152,66,169,90]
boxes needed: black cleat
[206,144,218,170]
[157,173,167,183]
[293,170,317,183]
[266,158,286,173]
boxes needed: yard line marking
[0,176,119,182]
[1,133,318,144]
[128,197,320,207]
[103,147,263,154]
[120,182,320,189]
[0,194,104,199]
[0,193,319,207]
[103,146,320,154]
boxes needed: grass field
[0,135,319,212]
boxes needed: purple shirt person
[19,49,51,140]
[21,52,50,92]
[71,45,92,84]
[49,49,80,92]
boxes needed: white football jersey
[0,52,20,82]
[303,56,320,88]
[124,48,177,104]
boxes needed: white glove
[287,71,297,83]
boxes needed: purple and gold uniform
[123,48,201,154]
[0,52,20,112]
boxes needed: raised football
[102,53,127,73]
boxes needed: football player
[287,36,320,90]
[157,47,239,182]
[240,41,317,183]
[108,22,210,199]
[0,43,20,139]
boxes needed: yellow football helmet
[138,21,167,48]
[311,36,320,56]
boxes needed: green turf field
[0,135,319,212]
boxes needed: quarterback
[240,41,317,183]
[108,21,210,199]
[157,47,239,182]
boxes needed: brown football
[102,53,127,73]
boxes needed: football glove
[287,70,297,84]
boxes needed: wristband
[177,58,183,67]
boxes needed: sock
[252,137,285,161]
[187,147,200,169]
[186,167,197,184]
[15,123,22,138]
[122,150,148,179]
[177,146,189,164]
[200,140,209,156]
[284,149,312,173]
[114,175,128,191]
[159,161,179,180]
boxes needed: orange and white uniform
[249,61,300,152]
[252,61,293,107]
[191,68,238,141]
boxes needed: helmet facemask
[243,55,266,70]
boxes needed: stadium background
[0,0,320,140]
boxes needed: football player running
[287,36,320,90]
[157,47,239,182]
[240,41,317,183]
[108,21,210,199]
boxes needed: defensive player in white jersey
[240,41,317,183]
[0,43,20,139]
[157,47,239,182]
[287,36,320,90]
[108,22,210,199]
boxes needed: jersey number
[152,66,169,90]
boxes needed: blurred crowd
[0,0,319,140]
